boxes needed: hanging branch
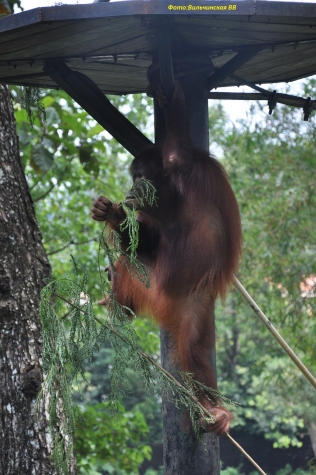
[38,180,266,475]
[52,290,267,475]
[47,238,96,256]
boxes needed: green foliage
[74,329,162,450]
[79,145,100,177]
[215,77,316,453]
[17,86,46,127]
[121,177,157,262]
[13,86,161,473]
[13,78,316,472]
[75,403,151,475]
[221,467,251,475]
[31,143,54,172]
[38,257,221,473]
[12,87,133,297]
[143,468,164,475]
[39,207,230,474]
[11,86,155,295]
[39,269,99,472]
[274,464,316,475]
[221,466,316,475]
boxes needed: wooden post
[155,70,220,474]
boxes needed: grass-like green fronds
[127,178,158,209]
[39,266,233,474]
[119,178,157,263]
[38,179,234,473]
[119,204,140,262]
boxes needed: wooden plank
[179,23,316,46]
[208,47,261,89]
[174,14,316,30]
[75,66,148,83]
[35,17,152,57]
[1,10,316,57]
[6,78,57,88]
[209,46,316,86]
[0,1,316,92]
[0,20,78,54]
[173,14,316,49]
[181,32,261,48]
[180,26,316,43]
[0,1,252,37]
[0,1,315,38]
[71,60,150,73]
[0,17,151,60]
[2,37,316,92]
[35,30,151,59]
[54,29,154,58]
[219,43,316,85]
[0,55,150,92]
[74,64,150,79]
[237,42,316,79]
[0,8,41,33]
[0,17,141,57]
[256,1,316,19]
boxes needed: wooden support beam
[209,92,267,101]
[207,47,262,91]
[208,91,316,111]
[43,61,152,157]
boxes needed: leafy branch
[47,238,96,257]
[38,181,239,475]
[54,291,228,419]
[39,270,263,475]
[33,162,72,202]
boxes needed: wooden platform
[1,1,316,94]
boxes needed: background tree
[0,2,76,470]
[0,82,71,474]
[12,86,157,475]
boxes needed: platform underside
[0,1,316,94]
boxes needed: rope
[226,433,267,475]
[233,276,316,390]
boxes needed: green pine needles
[121,177,157,262]
[18,86,46,127]
[39,180,232,474]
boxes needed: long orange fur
[92,82,242,435]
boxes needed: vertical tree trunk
[0,85,74,475]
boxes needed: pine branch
[50,291,266,474]
[38,179,266,475]
[47,238,96,256]
[53,292,226,420]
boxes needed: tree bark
[0,84,73,475]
